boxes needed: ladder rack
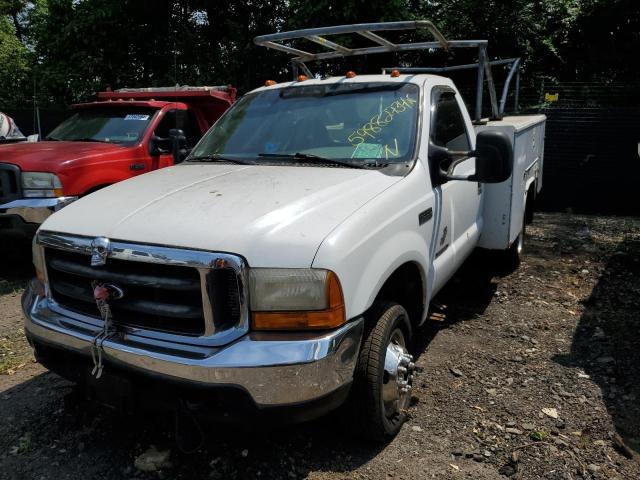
[254,21,521,121]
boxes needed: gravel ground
[0,212,639,480]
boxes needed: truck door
[151,108,202,168]
[428,87,481,293]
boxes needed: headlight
[249,268,345,330]
[21,172,63,198]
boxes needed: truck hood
[41,164,401,267]
[0,141,125,172]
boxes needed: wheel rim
[382,328,414,419]
[516,231,524,255]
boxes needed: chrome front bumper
[22,282,363,407]
[0,197,77,224]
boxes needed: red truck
[0,86,235,238]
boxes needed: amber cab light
[345,70,357,78]
[251,271,346,330]
[390,69,401,77]
[297,75,308,82]
[264,79,277,86]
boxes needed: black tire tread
[497,220,525,272]
[351,302,410,442]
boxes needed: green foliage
[0,14,30,109]
[529,430,547,441]
[0,0,638,108]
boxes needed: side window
[154,109,201,148]
[429,89,471,185]
[181,109,201,148]
[154,110,177,139]
[431,91,470,152]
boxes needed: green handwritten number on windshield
[384,139,400,159]
[348,94,417,148]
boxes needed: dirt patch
[0,213,639,479]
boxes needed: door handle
[130,163,146,171]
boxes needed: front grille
[45,248,211,336]
[0,163,21,204]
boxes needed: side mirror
[472,130,513,183]
[429,130,513,184]
[169,128,188,163]
[148,135,171,156]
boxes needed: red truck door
[149,107,203,169]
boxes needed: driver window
[154,109,200,148]
[154,110,177,140]
[429,89,471,185]
[431,92,470,151]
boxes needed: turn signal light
[265,79,277,86]
[390,69,401,77]
[297,75,308,82]
[346,70,357,78]
[251,272,346,330]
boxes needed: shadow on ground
[555,238,640,457]
[0,234,33,292]
[413,250,499,360]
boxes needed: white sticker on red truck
[124,114,150,121]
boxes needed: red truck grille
[0,163,21,204]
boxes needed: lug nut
[398,366,407,375]
[408,362,416,371]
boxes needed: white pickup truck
[22,22,545,441]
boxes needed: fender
[358,234,429,321]
[64,169,138,196]
[313,165,435,321]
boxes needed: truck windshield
[190,82,420,166]
[47,107,157,145]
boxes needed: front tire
[350,302,414,442]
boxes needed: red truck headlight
[21,172,63,198]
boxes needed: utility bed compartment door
[475,115,546,250]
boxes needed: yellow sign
[544,92,559,102]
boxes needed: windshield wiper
[70,137,109,143]
[187,154,253,165]
[45,136,61,141]
[258,152,371,169]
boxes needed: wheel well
[373,262,425,326]
[83,184,112,196]
[524,183,535,224]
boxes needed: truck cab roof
[72,85,237,110]
[251,73,452,94]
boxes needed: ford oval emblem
[103,283,124,300]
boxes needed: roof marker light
[265,79,277,86]
[297,75,308,82]
[345,70,356,78]
[390,69,401,77]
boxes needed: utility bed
[477,114,546,250]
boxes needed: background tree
[0,0,31,109]
[0,0,638,109]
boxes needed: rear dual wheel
[350,302,415,441]
[498,216,525,272]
